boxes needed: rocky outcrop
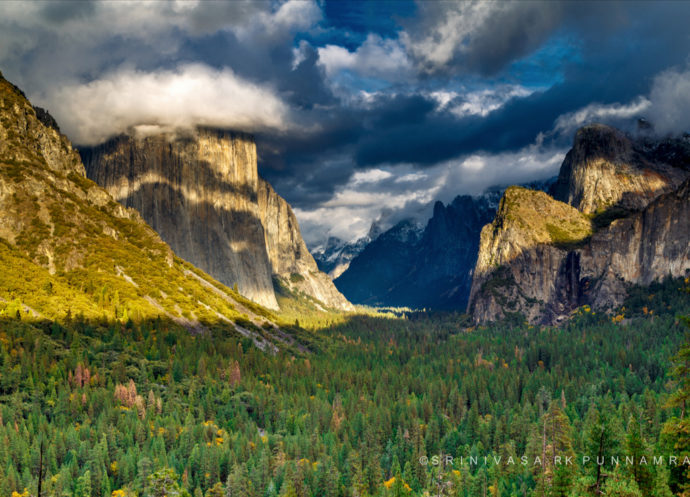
[552,124,690,214]
[469,125,690,324]
[81,130,351,311]
[468,181,690,324]
[468,187,597,324]
[257,178,353,310]
[81,130,279,309]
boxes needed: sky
[1,0,690,247]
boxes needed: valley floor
[0,278,689,497]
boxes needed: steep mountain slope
[257,178,353,310]
[334,220,423,307]
[80,131,351,311]
[0,71,296,351]
[469,124,690,324]
[335,192,500,309]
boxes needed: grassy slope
[497,186,593,250]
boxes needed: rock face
[257,178,353,310]
[80,131,278,309]
[552,124,689,214]
[469,125,690,324]
[334,192,500,309]
[334,220,424,307]
[80,130,351,311]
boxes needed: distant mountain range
[2,68,688,327]
[312,221,383,280]
[315,125,690,322]
[324,179,554,310]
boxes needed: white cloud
[40,64,290,145]
[0,0,316,47]
[271,0,321,32]
[395,172,427,183]
[431,146,565,204]
[429,85,536,118]
[318,34,413,82]
[0,0,322,102]
[552,97,651,137]
[399,1,573,75]
[451,87,534,118]
[647,66,690,135]
[548,64,690,138]
[400,1,500,73]
[295,145,566,246]
[351,169,393,184]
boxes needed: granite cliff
[469,124,690,324]
[80,131,351,311]
[552,124,690,213]
[257,178,353,310]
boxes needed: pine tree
[527,402,575,497]
[146,468,185,497]
[583,398,623,495]
[226,464,253,497]
[661,322,690,495]
[388,457,406,497]
[601,471,643,497]
[315,457,338,497]
[136,457,153,494]
[624,414,654,495]
[75,470,92,497]
[205,482,224,497]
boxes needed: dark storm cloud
[2,0,690,241]
[258,0,690,210]
[400,1,629,77]
[41,0,96,23]
[179,30,336,110]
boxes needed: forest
[0,276,689,497]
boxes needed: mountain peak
[553,123,690,214]
[572,123,631,162]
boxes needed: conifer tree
[583,397,623,495]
